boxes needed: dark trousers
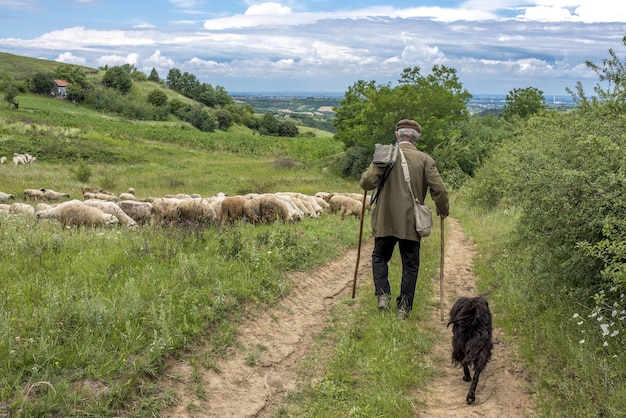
[372,236,420,310]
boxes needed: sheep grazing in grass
[36,202,119,227]
[258,194,294,224]
[220,195,248,223]
[81,199,137,227]
[151,198,184,224]
[0,156,6,164]
[94,192,118,202]
[41,188,70,201]
[177,198,218,224]
[329,194,363,220]
[117,200,153,224]
[118,187,136,201]
[0,192,15,203]
[9,202,36,215]
[243,197,261,224]
[0,204,10,214]
[12,153,26,165]
[24,188,45,201]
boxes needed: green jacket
[359,142,449,241]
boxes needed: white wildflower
[572,313,580,318]
[603,341,608,347]
[600,323,610,336]
[611,330,620,337]
[580,339,585,344]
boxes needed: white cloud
[245,2,292,15]
[96,52,140,68]
[55,52,87,65]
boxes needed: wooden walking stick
[439,215,445,321]
[352,190,368,299]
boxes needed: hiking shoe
[377,294,391,311]
[396,306,408,320]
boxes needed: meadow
[0,92,362,416]
[3,86,626,417]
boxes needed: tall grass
[0,212,365,416]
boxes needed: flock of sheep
[0,187,370,228]
[1,153,37,165]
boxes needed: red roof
[54,79,69,87]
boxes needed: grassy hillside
[0,51,97,81]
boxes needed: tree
[214,108,233,130]
[502,86,546,120]
[567,34,626,115]
[277,118,299,137]
[148,68,160,83]
[333,65,471,177]
[102,65,133,94]
[4,85,18,107]
[54,64,88,88]
[29,71,55,95]
[147,89,168,107]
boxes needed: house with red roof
[52,79,69,98]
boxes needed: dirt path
[415,217,535,417]
[159,218,535,417]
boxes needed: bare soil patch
[159,218,535,417]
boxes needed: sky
[1,0,626,96]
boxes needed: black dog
[447,295,493,404]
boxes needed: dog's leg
[462,364,471,382]
[466,367,482,404]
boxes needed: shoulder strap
[398,147,421,204]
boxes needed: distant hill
[0,51,98,81]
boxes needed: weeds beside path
[159,218,536,417]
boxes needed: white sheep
[0,156,6,164]
[24,189,45,200]
[0,204,10,214]
[329,194,363,220]
[94,192,118,202]
[117,200,153,224]
[36,202,119,227]
[9,202,36,215]
[0,192,15,203]
[151,198,184,224]
[82,199,137,227]
[118,187,136,201]
[220,195,248,223]
[258,194,294,224]
[41,188,70,201]
[12,153,26,165]
[177,198,218,224]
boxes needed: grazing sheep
[37,203,119,227]
[94,192,118,202]
[118,200,153,224]
[0,204,10,214]
[118,187,136,201]
[24,189,45,201]
[83,192,97,200]
[9,202,36,215]
[243,197,261,224]
[274,193,304,221]
[12,153,26,165]
[177,198,218,224]
[258,194,294,224]
[82,187,104,195]
[447,296,493,405]
[0,192,15,203]
[0,156,6,164]
[151,198,183,224]
[41,188,70,201]
[220,196,247,223]
[329,194,363,220]
[82,200,137,227]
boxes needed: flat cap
[395,119,421,132]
